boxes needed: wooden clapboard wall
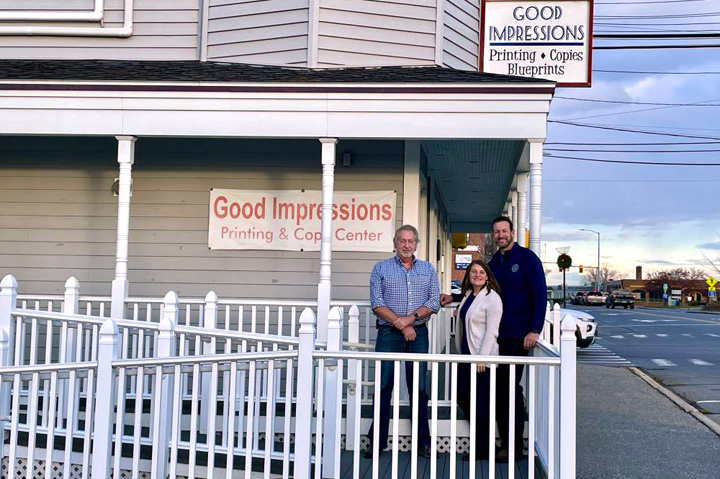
[0,0,200,60]
[0,137,404,300]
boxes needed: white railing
[1,274,576,479]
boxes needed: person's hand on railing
[476,363,486,373]
[524,332,540,350]
[439,294,454,306]
[401,325,417,342]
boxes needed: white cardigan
[454,288,503,357]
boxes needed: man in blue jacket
[488,215,546,462]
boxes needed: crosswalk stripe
[656,334,669,337]
[705,333,720,338]
[610,335,624,339]
[577,344,632,365]
[652,359,676,367]
[681,333,696,338]
[632,334,647,338]
[689,359,713,366]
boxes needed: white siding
[0,137,404,301]
[0,0,199,60]
[207,0,309,66]
[443,0,479,71]
[317,0,436,67]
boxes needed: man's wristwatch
[413,312,420,321]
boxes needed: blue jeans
[366,325,430,449]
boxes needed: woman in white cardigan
[454,259,503,459]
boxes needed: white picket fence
[0,274,576,479]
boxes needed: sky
[541,0,720,287]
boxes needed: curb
[629,366,720,437]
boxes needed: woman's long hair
[460,259,501,296]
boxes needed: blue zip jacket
[488,243,547,339]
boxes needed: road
[570,304,720,427]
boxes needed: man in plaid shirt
[364,225,441,460]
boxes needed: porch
[0,274,576,479]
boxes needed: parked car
[585,291,605,306]
[606,290,635,309]
[548,308,598,348]
[571,292,586,305]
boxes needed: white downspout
[0,0,133,37]
[0,0,103,21]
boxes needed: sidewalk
[577,364,720,479]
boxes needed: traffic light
[579,265,584,273]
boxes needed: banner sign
[209,189,396,252]
[481,0,593,87]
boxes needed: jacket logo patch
[512,264,519,273]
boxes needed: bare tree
[583,262,620,288]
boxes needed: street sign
[663,283,668,293]
[706,276,717,288]
[709,286,716,292]
[710,290,717,298]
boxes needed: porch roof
[0,59,553,86]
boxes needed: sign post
[707,277,717,302]
[481,0,594,86]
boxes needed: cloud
[637,259,674,265]
[697,242,720,250]
[540,231,590,241]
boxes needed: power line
[546,179,720,182]
[546,148,720,153]
[548,121,720,140]
[546,141,720,145]
[594,32,720,38]
[593,68,720,74]
[554,96,720,106]
[544,154,720,166]
[596,0,718,4]
[595,13,720,19]
[594,44,720,49]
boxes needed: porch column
[511,190,518,234]
[402,141,421,227]
[528,139,544,256]
[516,173,528,248]
[316,138,338,342]
[111,136,136,319]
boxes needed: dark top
[488,244,547,339]
[458,292,476,354]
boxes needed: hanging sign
[208,189,396,252]
[481,0,593,86]
[455,254,473,270]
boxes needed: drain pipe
[0,0,132,37]
[0,0,103,21]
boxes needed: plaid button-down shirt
[370,255,441,326]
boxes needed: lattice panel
[0,457,154,479]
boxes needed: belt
[376,321,428,329]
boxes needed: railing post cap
[204,291,218,303]
[561,314,576,332]
[1,274,17,289]
[553,302,561,311]
[349,304,359,315]
[64,276,80,289]
[163,290,179,305]
[100,317,119,336]
[300,307,315,324]
[328,306,342,322]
